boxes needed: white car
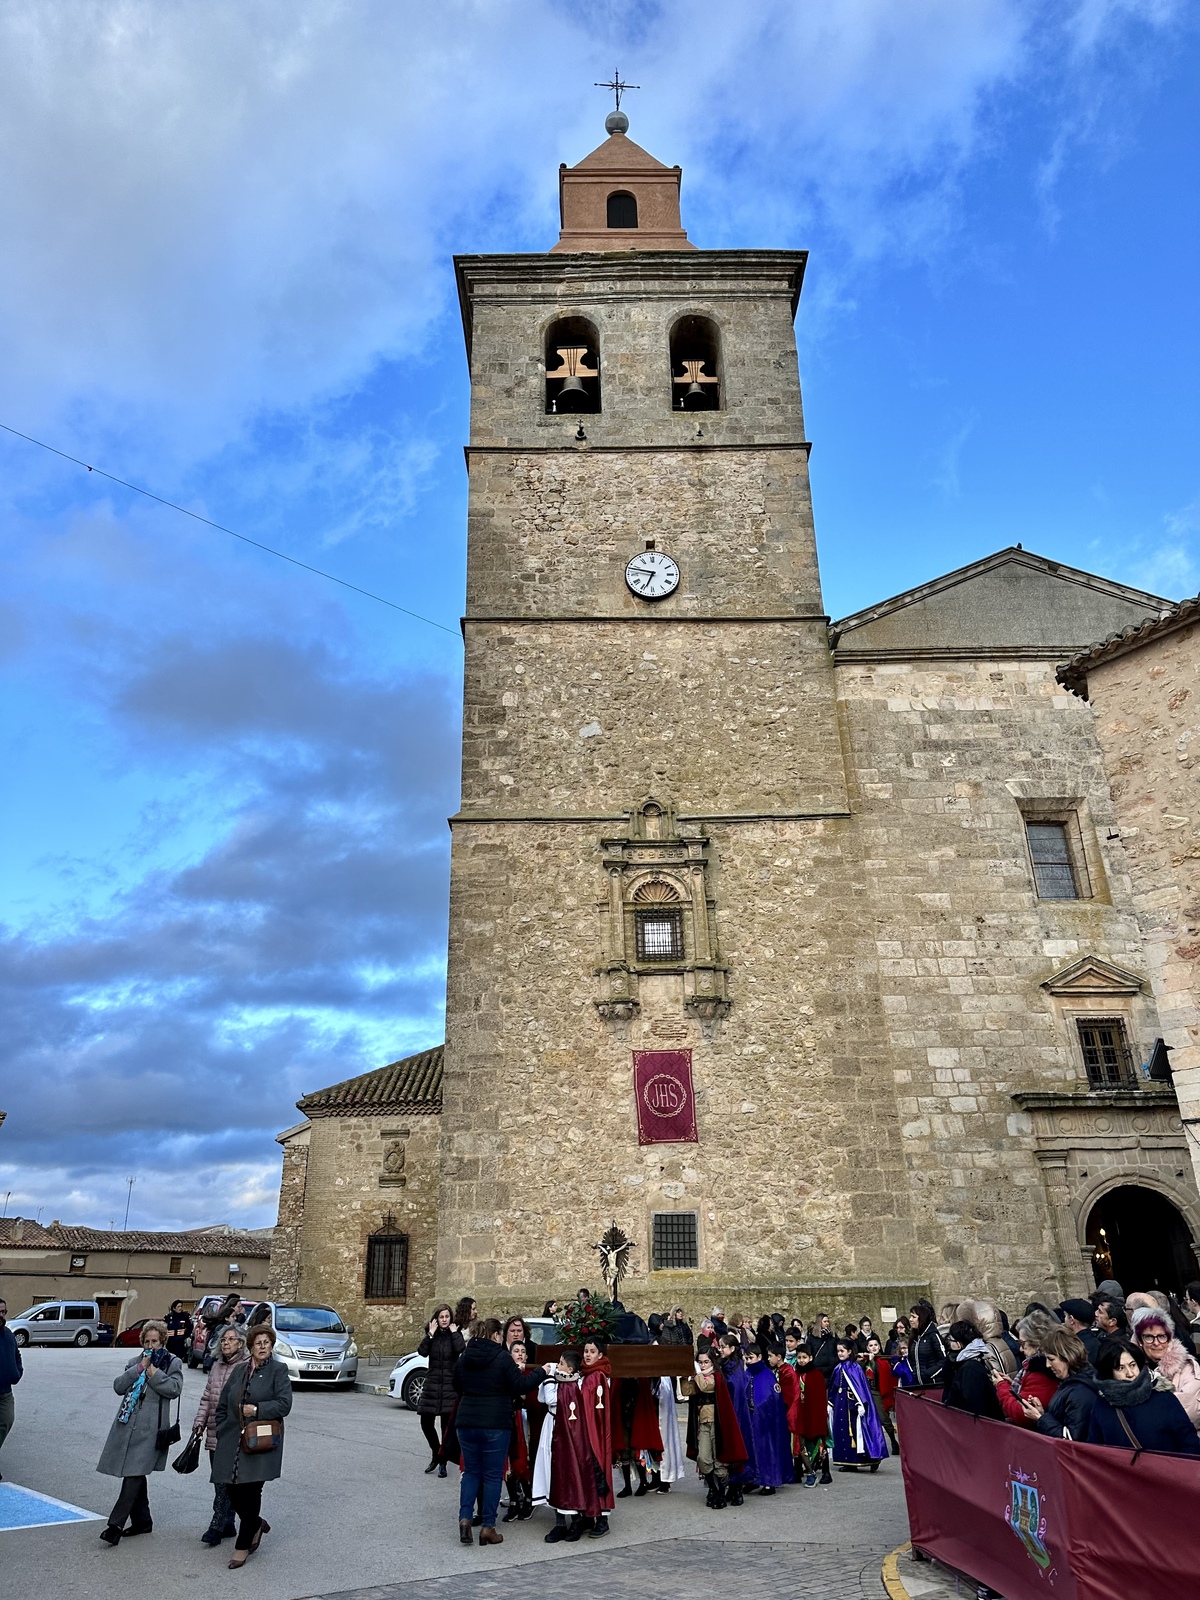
[388,1316,559,1409]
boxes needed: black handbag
[172,1429,203,1474]
[155,1392,182,1453]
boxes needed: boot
[459,1519,474,1546]
[819,1465,833,1486]
[633,1461,650,1497]
[563,1515,585,1542]
[516,1481,535,1521]
[726,1484,744,1507]
[100,1526,122,1546]
[712,1476,728,1509]
[502,1475,520,1522]
[652,1468,670,1493]
[544,1512,570,1544]
[616,1462,633,1498]
[479,1526,503,1546]
[201,1526,222,1547]
[588,1514,610,1537]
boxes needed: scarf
[1096,1367,1155,1410]
[954,1338,988,1364]
[117,1362,150,1424]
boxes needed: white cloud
[0,0,1180,467]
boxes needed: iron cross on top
[595,71,639,110]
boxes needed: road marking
[0,1482,102,1531]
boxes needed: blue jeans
[457,1426,509,1527]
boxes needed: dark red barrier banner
[897,1389,1200,1599]
[632,1050,697,1144]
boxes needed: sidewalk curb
[881,1542,913,1599]
[354,1380,392,1395]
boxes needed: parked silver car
[253,1301,358,1387]
[8,1300,107,1347]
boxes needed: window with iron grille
[636,907,684,961]
[1076,1017,1135,1090]
[365,1232,409,1300]
[651,1211,699,1271]
[1026,821,1080,899]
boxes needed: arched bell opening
[545,316,601,414]
[670,313,721,411]
[1085,1184,1200,1295]
[606,190,638,230]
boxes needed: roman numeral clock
[625,548,680,599]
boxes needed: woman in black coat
[212,1325,292,1569]
[452,1318,546,1547]
[418,1305,465,1476]
[941,1321,1004,1421]
[1086,1340,1200,1455]
[1021,1327,1101,1440]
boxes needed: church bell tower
[437,112,905,1303]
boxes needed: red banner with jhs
[633,1050,698,1145]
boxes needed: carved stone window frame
[1041,956,1148,1094]
[594,797,730,1028]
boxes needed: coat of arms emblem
[1006,1472,1051,1570]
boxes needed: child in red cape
[791,1343,831,1486]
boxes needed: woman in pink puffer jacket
[1131,1306,1200,1430]
[191,1323,250,1545]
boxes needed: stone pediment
[830,547,1169,660]
[1040,956,1145,998]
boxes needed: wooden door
[96,1298,123,1337]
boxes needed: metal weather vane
[595,71,639,112]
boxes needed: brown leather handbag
[240,1417,282,1454]
[236,1366,283,1454]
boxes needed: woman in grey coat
[96,1319,184,1545]
[212,1323,292,1568]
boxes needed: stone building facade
[0,1218,270,1335]
[273,118,1200,1331]
[1059,600,1200,1277]
[269,1049,443,1349]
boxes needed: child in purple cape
[743,1344,793,1493]
[830,1339,888,1471]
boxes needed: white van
[8,1300,106,1347]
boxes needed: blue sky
[1,1,1197,1231]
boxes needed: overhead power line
[0,420,461,640]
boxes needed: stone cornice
[455,249,807,356]
[1012,1089,1177,1111]
[449,808,853,825]
[464,441,811,458]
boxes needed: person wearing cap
[1058,1300,1102,1364]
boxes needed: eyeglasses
[1141,1332,1170,1345]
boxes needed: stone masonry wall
[460,619,847,817]
[837,656,1172,1303]
[1082,621,1200,1195]
[295,1112,441,1352]
[439,809,918,1307]
[268,1127,309,1303]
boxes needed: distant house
[0,1217,272,1335]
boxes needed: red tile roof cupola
[552,109,696,253]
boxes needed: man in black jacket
[0,1298,22,1478]
[1059,1299,1103,1365]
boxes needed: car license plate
[304,1362,337,1371]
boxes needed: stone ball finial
[605,109,629,135]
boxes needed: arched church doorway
[1086,1185,1200,1295]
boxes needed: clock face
[625,550,680,600]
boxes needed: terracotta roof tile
[297,1045,444,1117]
[1058,593,1200,693]
[0,1218,271,1257]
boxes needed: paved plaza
[0,1346,914,1600]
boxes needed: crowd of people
[432,1280,1200,1550]
[4,1276,1200,1567]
